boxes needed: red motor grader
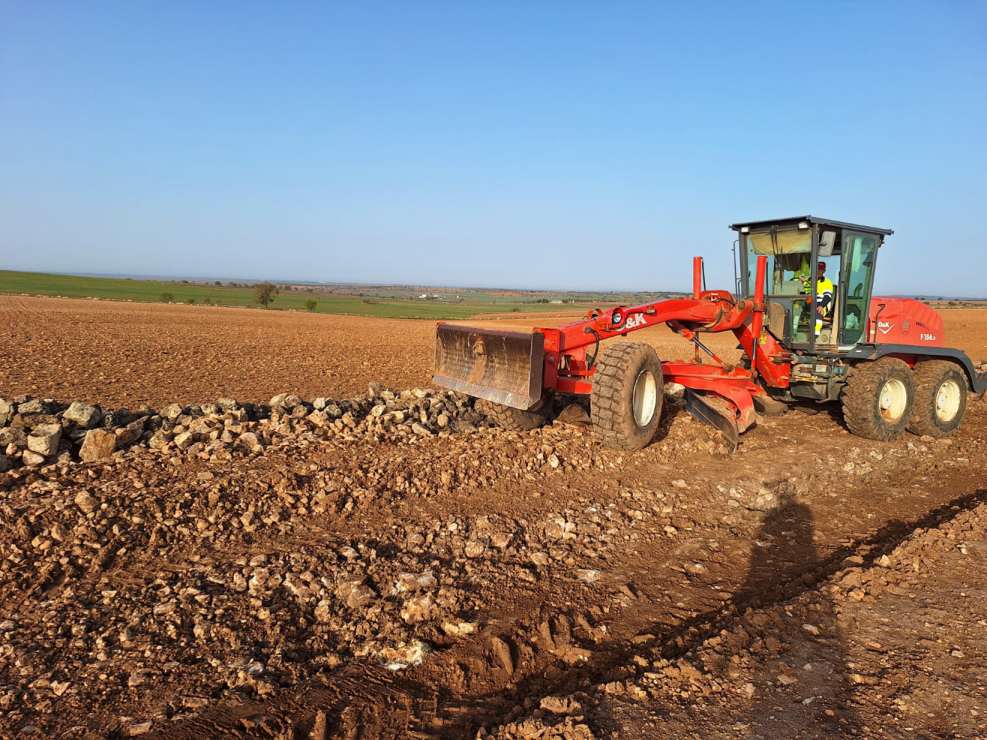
[433,216,986,450]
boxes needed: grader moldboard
[433,216,987,451]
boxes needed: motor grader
[433,216,986,450]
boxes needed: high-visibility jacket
[816,277,834,317]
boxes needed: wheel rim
[935,379,961,422]
[632,370,658,427]
[878,378,908,422]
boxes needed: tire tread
[476,398,547,431]
[841,357,914,441]
[908,360,968,437]
[590,342,663,450]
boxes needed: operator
[814,261,835,337]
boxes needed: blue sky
[2,2,985,295]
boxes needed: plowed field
[1,295,986,738]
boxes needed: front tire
[841,357,915,441]
[476,398,547,431]
[591,342,663,451]
[908,360,968,437]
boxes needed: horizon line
[1,267,985,302]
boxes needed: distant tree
[160,292,175,303]
[255,282,278,308]
[203,297,214,305]
[305,299,318,312]
[214,280,222,286]
[186,297,196,304]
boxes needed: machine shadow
[734,489,859,736]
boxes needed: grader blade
[683,389,740,453]
[433,324,545,410]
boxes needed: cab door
[838,231,879,346]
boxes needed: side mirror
[818,230,837,256]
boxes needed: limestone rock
[115,419,145,446]
[0,398,12,425]
[63,401,103,428]
[80,428,117,462]
[21,450,46,466]
[74,490,97,514]
[27,423,62,457]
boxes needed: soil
[0,297,436,408]
[1,295,986,738]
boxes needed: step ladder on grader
[433,216,986,451]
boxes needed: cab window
[745,227,812,296]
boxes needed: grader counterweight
[433,216,987,450]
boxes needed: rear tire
[591,342,663,451]
[476,398,547,431]
[841,357,915,441]
[908,360,968,437]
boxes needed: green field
[0,270,598,320]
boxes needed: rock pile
[0,386,487,472]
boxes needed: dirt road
[0,295,986,737]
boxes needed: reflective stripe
[816,277,834,315]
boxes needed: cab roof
[729,216,893,237]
